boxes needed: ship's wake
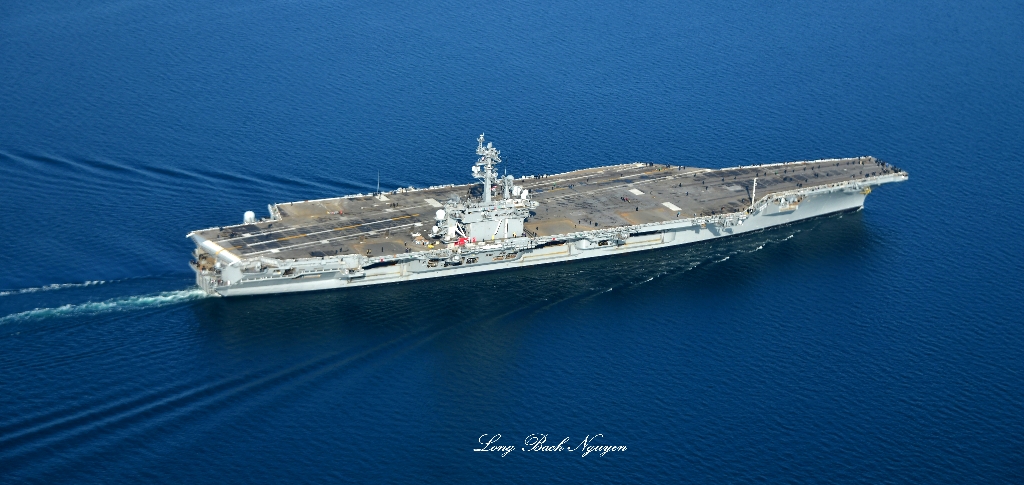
[0,280,111,297]
[0,289,208,324]
[622,228,803,290]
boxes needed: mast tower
[473,133,502,203]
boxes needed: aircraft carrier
[187,135,908,296]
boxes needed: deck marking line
[250,215,421,247]
[248,222,420,255]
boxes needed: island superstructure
[187,135,908,296]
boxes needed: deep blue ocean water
[2,0,1023,482]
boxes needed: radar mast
[474,133,502,203]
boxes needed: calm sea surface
[2,1,1022,482]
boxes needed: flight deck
[190,156,897,263]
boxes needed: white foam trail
[0,289,208,324]
[0,280,109,297]
[633,276,656,287]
